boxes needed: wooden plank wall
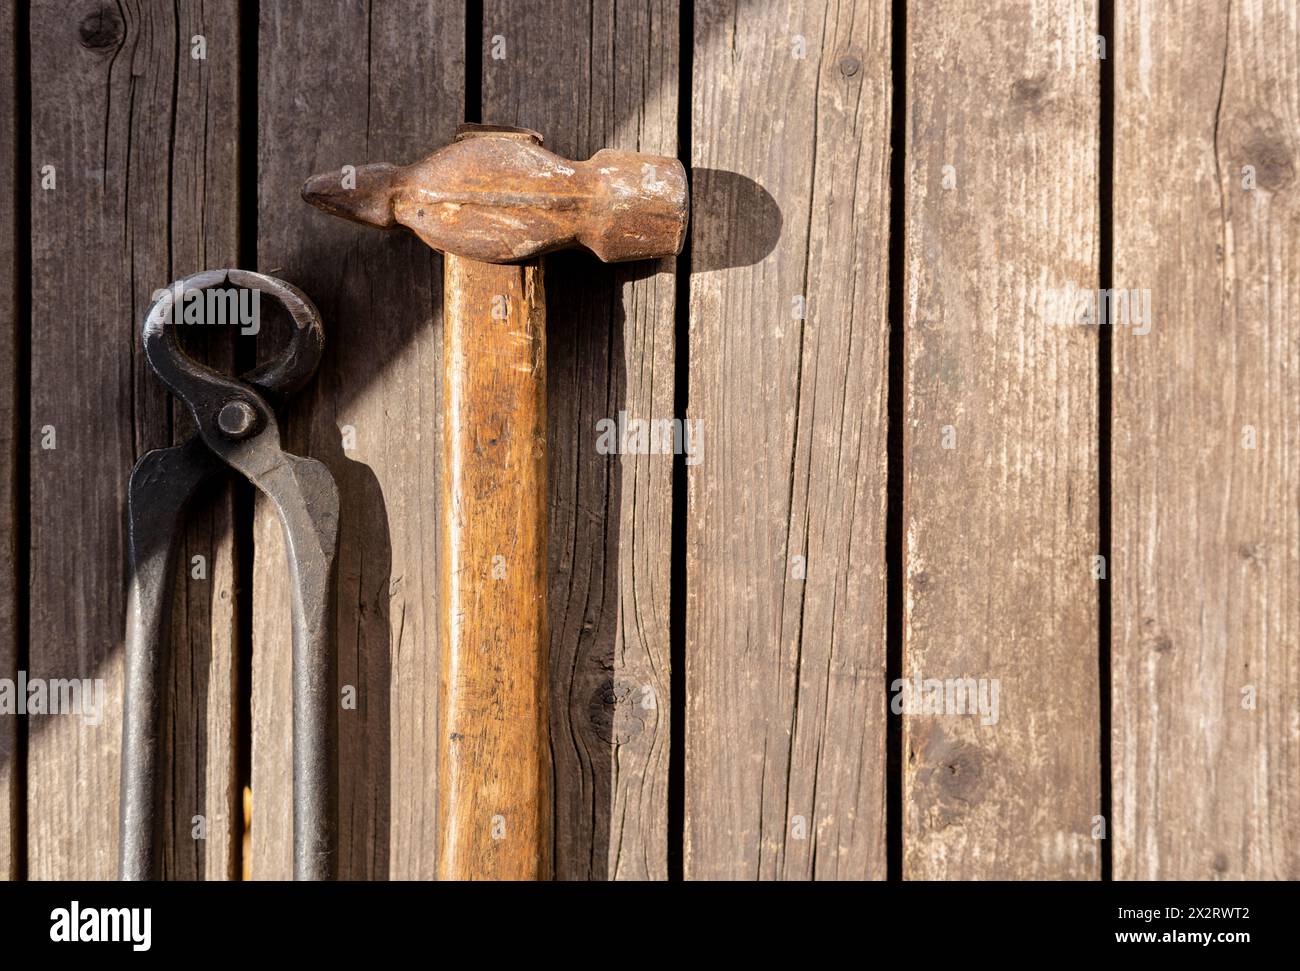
[1113,0,1300,880]
[252,0,461,880]
[0,0,18,882]
[686,0,892,879]
[27,0,241,879]
[5,0,1298,882]
[902,0,1100,878]
[481,0,679,880]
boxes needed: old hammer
[303,124,687,880]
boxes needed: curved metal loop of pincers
[142,268,324,402]
[121,270,338,882]
[140,269,325,482]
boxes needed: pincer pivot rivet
[217,399,258,438]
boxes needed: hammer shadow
[545,167,778,878]
[687,169,782,272]
[544,251,647,880]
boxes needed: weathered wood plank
[481,0,679,880]
[902,0,1100,879]
[28,0,241,879]
[0,0,19,882]
[686,0,892,879]
[163,0,243,883]
[1112,0,1300,880]
[253,0,461,880]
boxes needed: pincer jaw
[301,163,400,230]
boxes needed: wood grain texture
[0,0,17,882]
[686,0,892,879]
[902,0,1100,879]
[1112,0,1300,880]
[28,0,240,879]
[254,0,461,880]
[481,0,679,879]
[439,254,551,880]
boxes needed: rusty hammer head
[301,124,688,264]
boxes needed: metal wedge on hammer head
[303,124,688,880]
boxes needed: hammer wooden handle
[439,253,552,880]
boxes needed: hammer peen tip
[301,163,401,230]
